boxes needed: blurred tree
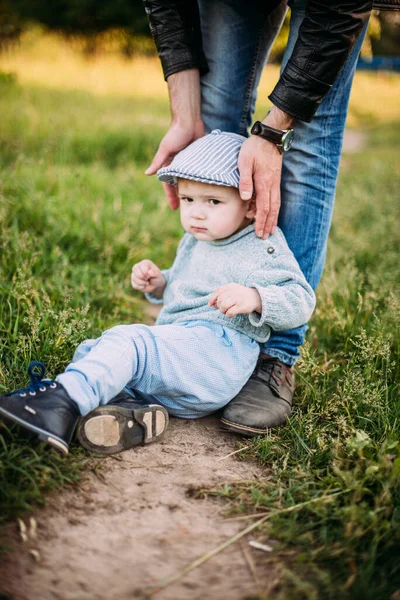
[361,12,382,58]
[1,0,150,56]
[0,3,399,59]
[0,1,25,51]
[371,10,400,56]
[13,0,148,34]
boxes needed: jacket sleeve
[245,253,316,331]
[269,0,373,122]
[142,0,209,80]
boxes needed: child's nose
[190,205,206,219]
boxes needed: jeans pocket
[182,320,233,346]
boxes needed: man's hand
[238,137,282,239]
[238,106,295,239]
[145,121,204,209]
[131,260,166,297]
[145,69,204,210]
[208,283,262,318]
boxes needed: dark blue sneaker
[0,362,80,455]
[76,391,169,455]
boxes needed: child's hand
[131,260,166,296]
[208,283,262,318]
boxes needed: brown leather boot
[220,355,294,436]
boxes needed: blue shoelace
[7,361,57,397]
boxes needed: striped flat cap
[157,129,245,188]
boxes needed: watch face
[282,129,294,151]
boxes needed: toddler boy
[0,131,315,455]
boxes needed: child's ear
[245,198,257,219]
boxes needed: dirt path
[0,417,273,600]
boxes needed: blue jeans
[198,0,368,365]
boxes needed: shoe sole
[220,417,271,437]
[0,406,70,455]
[76,404,169,455]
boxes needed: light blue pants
[199,0,369,364]
[56,321,260,417]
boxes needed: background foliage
[0,1,399,59]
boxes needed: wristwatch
[250,120,294,153]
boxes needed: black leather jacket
[143,0,399,122]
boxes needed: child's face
[178,179,256,241]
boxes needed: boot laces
[6,361,57,398]
[253,356,284,393]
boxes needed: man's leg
[199,0,287,134]
[199,0,368,433]
[198,0,294,435]
[264,2,369,365]
[225,5,369,434]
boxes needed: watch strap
[251,121,285,144]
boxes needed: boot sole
[220,417,271,437]
[0,406,70,455]
[76,404,169,455]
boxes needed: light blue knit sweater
[146,223,316,343]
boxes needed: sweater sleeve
[245,253,316,331]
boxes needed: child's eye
[209,199,220,206]
[181,197,193,203]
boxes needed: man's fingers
[270,184,281,233]
[262,184,280,238]
[145,143,172,175]
[254,192,270,239]
[238,156,254,201]
[253,168,273,238]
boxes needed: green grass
[0,73,399,598]
[0,76,181,529]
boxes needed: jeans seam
[306,63,351,282]
[239,14,265,134]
